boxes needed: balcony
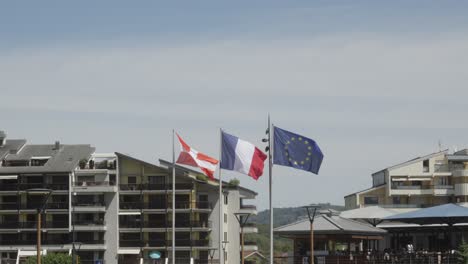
[166,201,213,210]
[119,183,194,192]
[120,239,167,248]
[0,221,69,229]
[72,201,106,212]
[243,240,258,251]
[73,181,117,193]
[0,183,69,191]
[73,219,105,226]
[239,204,257,215]
[46,202,68,210]
[391,185,454,196]
[120,202,142,210]
[0,202,18,210]
[242,222,258,233]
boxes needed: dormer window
[30,157,50,166]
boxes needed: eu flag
[273,126,324,174]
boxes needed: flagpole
[268,115,274,264]
[172,129,176,264]
[218,128,224,264]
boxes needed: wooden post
[37,210,41,264]
[310,222,314,264]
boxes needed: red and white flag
[176,133,219,179]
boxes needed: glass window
[364,196,378,205]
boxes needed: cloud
[1,31,468,209]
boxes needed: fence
[274,252,460,264]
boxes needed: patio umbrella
[383,203,468,225]
[383,203,468,249]
[341,206,399,226]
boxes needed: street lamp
[71,242,82,264]
[26,188,52,264]
[234,213,252,264]
[303,206,320,264]
[208,248,216,264]
[222,241,229,263]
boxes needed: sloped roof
[0,139,26,159]
[373,149,448,175]
[0,144,94,173]
[275,212,386,236]
[341,206,396,220]
[384,203,468,225]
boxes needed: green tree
[458,243,468,264]
[25,253,78,264]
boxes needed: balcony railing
[119,220,211,229]
[0,221,69,229]
[120,202,142,210]
[167,201,213,210]
[119,183,194,191]
[46,202,68,209]
[74,181,115,187]
[120,201,212,210]
[0,183,69,191]
[72,201,105,207]
[0,202,18,210]
[73,219,105,226]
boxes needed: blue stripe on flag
[220,131,238,170]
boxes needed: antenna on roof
[438,140,442,151]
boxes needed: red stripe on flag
[248,147,268,180]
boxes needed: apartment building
[344,149,468,209]
[0,131,258,264]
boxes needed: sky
[1,1,468,210]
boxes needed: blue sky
[1,1,468,210]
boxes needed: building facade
[0,132,257,264]
[344,149,468,210]
[344,149,468,251]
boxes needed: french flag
[220,131,267,180]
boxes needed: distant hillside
[251,203,346,227]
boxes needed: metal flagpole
[268,115,274,264]
[172,130,176,264]
[218,128,224,264]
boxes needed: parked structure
[0,131,258,264]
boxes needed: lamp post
[208,248,216,264]
[234,213,252,264]
[222,240,229,263]
[26,188,52,264]
[303,206,320,264]
[71,242,82,264]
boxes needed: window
[423,159,430,173]
[364,196,378,205]
[127,177,136,184]
[224,213,227,223]
[224,232,228,241]
[224,195,228,205]
[393,196,401,204]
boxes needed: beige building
[0,131,258,264]
[345,149,468,210]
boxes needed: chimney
[0,131,6,147]
[54,141,60,150]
